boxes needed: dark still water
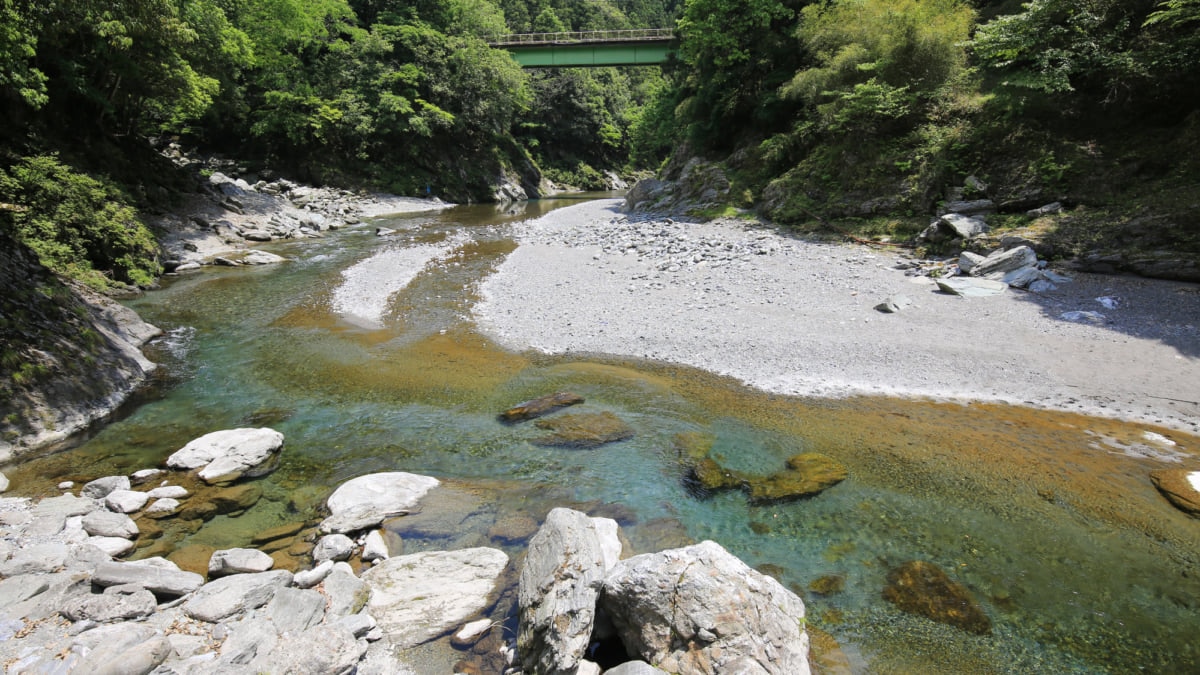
[9,196,1199,673]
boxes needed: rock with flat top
[209,547,275,576]
[92,559,204,596]
[82,511,139,539]
[105,489,149,514]
[166,427,284,484]
[182,569,293,622]
[319,472,440,534]
[500,392,585,422]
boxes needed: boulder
[361,529,389,562]
[532,411,635,448]
[88,536,136,557]
[500,392,585,422]
[314,533,357,562]
[82,475,132,500]
[747,453,848,504]
[362,548,508,648]
[129,469,163,485]
[209,547,276,577]
[182,569,293,622]
[935,277,1008,297]
[321,562,370,618]
[319,472,440,534]
[92,559,204,596]
[241,230,273,242]
[601,540,810,675]
[71,624,172,675]
[968,245,1038,282]
[82,510,139,539]
[260,625,368,675]
[266,587,327,633]
[940,199,995,217]
[242,250,287,265]
[145,485,189,500]
[957,251,986,275]
[166,427,284,484]
[518,508,615,674]
[882,560,991,634]
[1149,469,1200,516]
[143,497,181,518]
[607,662,671,675]
[687,456,747,493]
[105,489,149,514]
[61,584,157,623]
[294,560,335,589]
[937,213,988,239]
[210,483,263,514]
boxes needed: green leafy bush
[0,156,161,290]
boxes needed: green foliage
[0,0,48,108]
[0,155,161,290]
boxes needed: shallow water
[7,195,1200,673]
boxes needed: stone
[61,584,157,623]
[146,485,189,499]
[601,540,810,675]
[935,277,1008,297]
[320,471,440,534]
[314,533,357,562]
[747,453,848,503]
[266,586,327,633]
[143,497,181,518]
[362,548,509,648]
[500,391,585,422]
[532,411,635,448]
[452,618,494,647]
[335,612,377,638]
[209,547,276,576]
[941,199,995,216]
[874,295,913,313]
[606,662,671,675]
[73,625,172,675]
[88,535,136,557]
[375,227,396,236]
[165,427,285,484]
[105,489,149,513]
[0,542,73,577]
[518,508,613,674]
[1061,310,1107,324]
[1150,469,1200,516]
[251,521,305,545]
[243,250,286,265]
[487,514,540,544]
[82,510,139,539]
[362,529,389,562]
[969,245,1038,282]
[1027,201,1063,217]
[82,475,132,499]
[322,563,370,617]
[210,483,263,514]
[92,559,204,596]
[0,472,8,493]
[688,456,746,493]
[241,230,273,242]
[882,560,991,634]
[294,560,335,589]
[937,213,988,239]
[182,569,293,622]
[129,469,163,485]
[957,251,986,275]
[262,625,368,675]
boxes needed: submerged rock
[747,453,848,504]
[688,456,746,493]
[500,391,585,422]
[882,560,991,634]
[532,411,634,448]
[1149,469,1200,516]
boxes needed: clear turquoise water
[10,196,1200,673]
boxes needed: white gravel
[473,198,1200,433]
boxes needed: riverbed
[8,196,1200,673]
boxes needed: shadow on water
[4,196,1200,673]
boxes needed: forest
[1,0,1198,292]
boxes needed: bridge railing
[487,28,674,47]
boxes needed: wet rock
[672,431,715,462]
[688,456,746,493]
[882,560,991,634]
[500,391,585,422]
[807,626,853,675]
[92,559,204,597]
[82,510,139,539]
[808,575,846,595]
[747,453,848,504]
[1149,469,1200,516]
[532,411,635,448]
[251,521,305,545]
[241,229,273,242]
[210,483,263,514]
[518,508,615,674]
[362,548,508,648]
[183,569,293,622]
[209,547,276,576]
[320,471,440,534]
[166,427,284,484]
[601,540,810,675]
[487,514,540,544]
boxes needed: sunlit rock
[319,471,440,534]
[747,453,848,504]
[1150,469,1200,516]
[532,411,634,448]
[500,391,585,422]
[166,428,284,484]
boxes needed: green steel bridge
[488,28,675,68]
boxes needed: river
[9,196,1200,673]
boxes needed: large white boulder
[319,472,439,534]
[166,428,284,484]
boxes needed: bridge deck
[489,29,675,67]
[487,28,673,48]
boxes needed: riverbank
[473,198,1200,433]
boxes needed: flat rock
[532,411,635,448]
[93,559,204,596]
[266,587,327,633]
[182,569,293,622]
[1150,469,1200,516]
[601,540,810,675]
[882,560,991,634]
[747,453,848,503]
[320,471,440,534]
[143,497,181,518]
[88,535,136,557]
[501,391,585,422]
[166,427,284,484]
[209,547,276,576]
[363,547,508,648]
[105,489,149,513]
[146,485,189,499]
[61,584,157,623]
[970,245,1038,281]
[935,277,1008,297]
[938,213,988,239]
[82,475,132,500]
